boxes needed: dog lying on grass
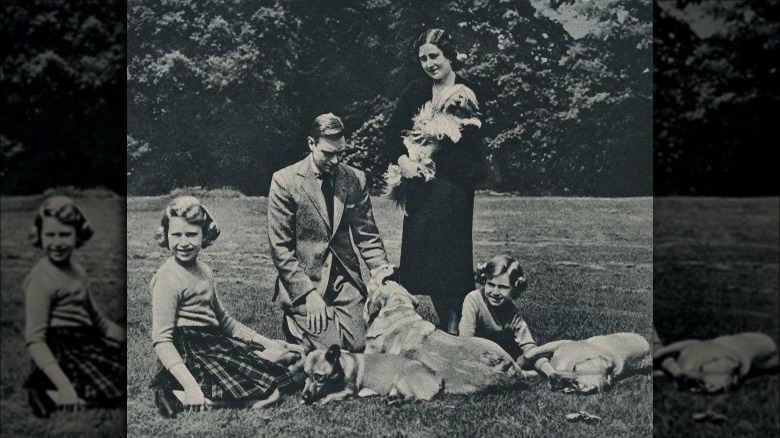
[521,332,651,393]
[363,282,523,394]
[653,332,778,393]
[301,344,443,405]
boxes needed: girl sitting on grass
[459,255,556,378]
[24,196,126,418]
[148,196,303,418]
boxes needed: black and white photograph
[652,1,779,436]
[1,1,128,435]
[125,0,653,436]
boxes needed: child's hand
[182,387,208,411]
[53,388,87,411]
[255,344,302,366]
[504,315,524,333]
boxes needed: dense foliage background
[5,1,776,196]
[1,0,126,195]
[125,0,653,196]
[654,0,780,196]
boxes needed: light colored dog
[363,282,523,394]
[385,84,482,213]
[653,332,778,393]
[301,345,443,405]
[521,332,651,393]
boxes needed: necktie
[320,172,334,226]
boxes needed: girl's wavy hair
[474,255,528,298]
[414,28,464,71]
[29,196,93,249]
[155,196,221,249]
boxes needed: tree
[1,0,126,194]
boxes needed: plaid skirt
[24,326,126,414]
[149,326,296,404]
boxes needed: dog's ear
[325,344,341,364]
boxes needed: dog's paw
[548,373,566,391]
[384,395,406,407]
[674,374,698,391]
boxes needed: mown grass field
[0,192,127,437]
[653,197,780,437]
[126,194,653,437]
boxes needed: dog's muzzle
[301,390,315,405]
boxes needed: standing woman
[384,29,487,334]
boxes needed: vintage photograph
[125,0,653,436]
[1,0,127,436]
[653,1,779,436]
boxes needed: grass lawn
[0,192,127,437]
[126,193,653,437]
[653,197,780,437]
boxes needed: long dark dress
[384,76,487,332]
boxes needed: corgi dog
[301,344,442,405]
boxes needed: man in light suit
[268,113,394,352]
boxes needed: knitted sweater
[24,257,125,368]
[459,289,541,357]
[150,257,260,369]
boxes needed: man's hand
[306,291,328,334]
[372,264,397,285]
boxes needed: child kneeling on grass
[148,196,304,418]
[24,196,126,418]
[459,255,556,378]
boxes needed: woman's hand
[305,291,328,334]
[398,155,423,179]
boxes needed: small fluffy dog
[301,345,443,405]
[521,332,651,393]
[364,282,523,394]
[385,84,481,212]
[653,332,778,393]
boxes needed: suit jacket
[268,156,389,314]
